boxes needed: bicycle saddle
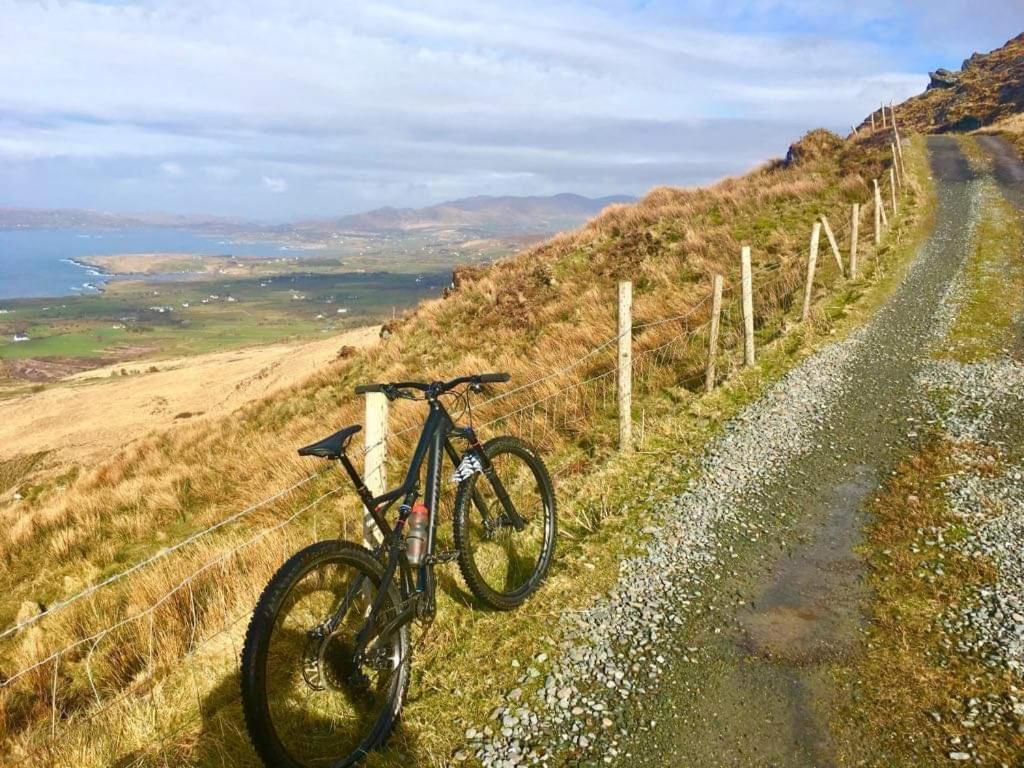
[297,425,362,459]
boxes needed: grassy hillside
[0,125,917,765]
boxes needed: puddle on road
[739,466,874,667]
[619,466,880,768]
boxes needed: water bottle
[405,502,429,565]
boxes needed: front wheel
[240,540,410,768]
[453,436,557,610]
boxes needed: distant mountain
[0,207,250,234]
[290,193,636,236]
[0,193,635,238]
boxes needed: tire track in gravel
[466,137,978,768]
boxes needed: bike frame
[327,390,524,653]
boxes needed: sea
[0,228,300,301]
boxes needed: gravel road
[463,136,992,768]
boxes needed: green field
[0,226,532,371]
[0,269,450,363]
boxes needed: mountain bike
[240,373,557,767]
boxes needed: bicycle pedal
[426,550,459,564]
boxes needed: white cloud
[0,0,1019,218]
[159,161,184,177]
[262,175,288,193]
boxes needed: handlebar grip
[478,372,511,384]
[354,383,385,395]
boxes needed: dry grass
[0,326,381,466]
[0,129,918,765]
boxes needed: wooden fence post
[871,112,876,132]
[820,215,843,274]
[617,280,632,453]
[802,222,822,321]
[881,103,887,129]
[705,274,723,392]
[891,143,902,190]
[850,203,860,279]
[363,391,388,547]
[890,167,899,215]
[741,246,755,367]
[873,179,884,240]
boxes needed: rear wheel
[453,436,556,610]
[241,540,410,768]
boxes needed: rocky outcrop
[927,68,961,90]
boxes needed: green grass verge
[832,437,1024,766]
[940,143,1024,361]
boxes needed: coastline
[62,257,112,293]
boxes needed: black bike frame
[329,391,524,650]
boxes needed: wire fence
[0,135,911,764]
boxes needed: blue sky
[1,1,1021,221]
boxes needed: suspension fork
[450,428,527,531]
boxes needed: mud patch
[740,468,874,666]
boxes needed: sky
[1,1,1022,222]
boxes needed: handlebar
[355,372,510,400]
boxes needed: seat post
[339,453,373,509]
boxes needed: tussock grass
[0,131,921,765]
[0,453,47,498]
